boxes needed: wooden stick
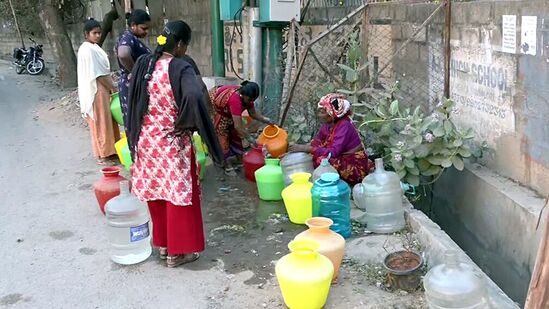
[280,45,310,125]
[281,20,296,104]
[8,0,24,49]
[280,3,369,125]
[309,3,367,47]
[525,196,549,309]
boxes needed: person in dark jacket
[126,20,223,268]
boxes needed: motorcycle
[13,38,45,75]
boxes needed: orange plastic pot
[257,125,288,158]
[294,217,346,281]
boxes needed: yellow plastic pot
[115,137,133,171]
[281,172,313,224]
[275,239,334,309]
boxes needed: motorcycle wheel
[15,65,24,74]
[27,59,44,75]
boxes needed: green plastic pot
[196,151,206,180]
[255,158,285,201]
[110,92,123,126]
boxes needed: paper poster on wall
[502,15,517,54]
[521,16,538,55]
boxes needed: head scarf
[317,93,352,119]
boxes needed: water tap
[400,182,416,195]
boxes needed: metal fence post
[444,0,452,99]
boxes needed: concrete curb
[404,202,520,308]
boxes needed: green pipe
[210,0,225,77]
[261,27,284,122]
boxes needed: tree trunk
[98,5,120,47]
[38,0,77,88]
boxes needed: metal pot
[280,152,314,186]
[383,250,424,291]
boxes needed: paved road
[0,61,269,309]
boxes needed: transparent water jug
[312,155,338,183]
[280,152,314,186]
[105,181,152,265]
[423,251,487,308]
[311,173,351,238]
[353,158,405,233]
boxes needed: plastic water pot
[114,137,133,171]
[281,172,313,224]
[255,158,285,201]
[243,144,265,182]
[196,151,206,180]
[311,173,351,238]
[275,239,334,309]
[110,92,123,126]
[257,125,288,158]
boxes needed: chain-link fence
[279,4,366,143]
[279,1,448,144]
[365,1,446,109]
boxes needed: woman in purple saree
[288,93,369,185]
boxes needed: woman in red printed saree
[126,21,223,268]
[210,81,274,175]
[288,93,369,185]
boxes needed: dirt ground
[0,60,425,308]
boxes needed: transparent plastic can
[105,181,152,265]
[423,250,488,308]
[353,158,405,233]
[312,155,338,183]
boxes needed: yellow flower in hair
[157,35,167,46]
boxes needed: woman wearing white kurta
[77,18,120,162]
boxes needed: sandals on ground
[167,253,200,268]
[224,167,238,177]
[158,247,168,260]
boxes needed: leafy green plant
[286,113,312,144]
[360,96,474,186]
[286,28,482,188]
[324,29,483,187]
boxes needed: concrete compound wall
[365,1,548,196]
[432,164,546,305]
[438,1,549,305]
[363,1,549,305]
[447,0,549,197]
